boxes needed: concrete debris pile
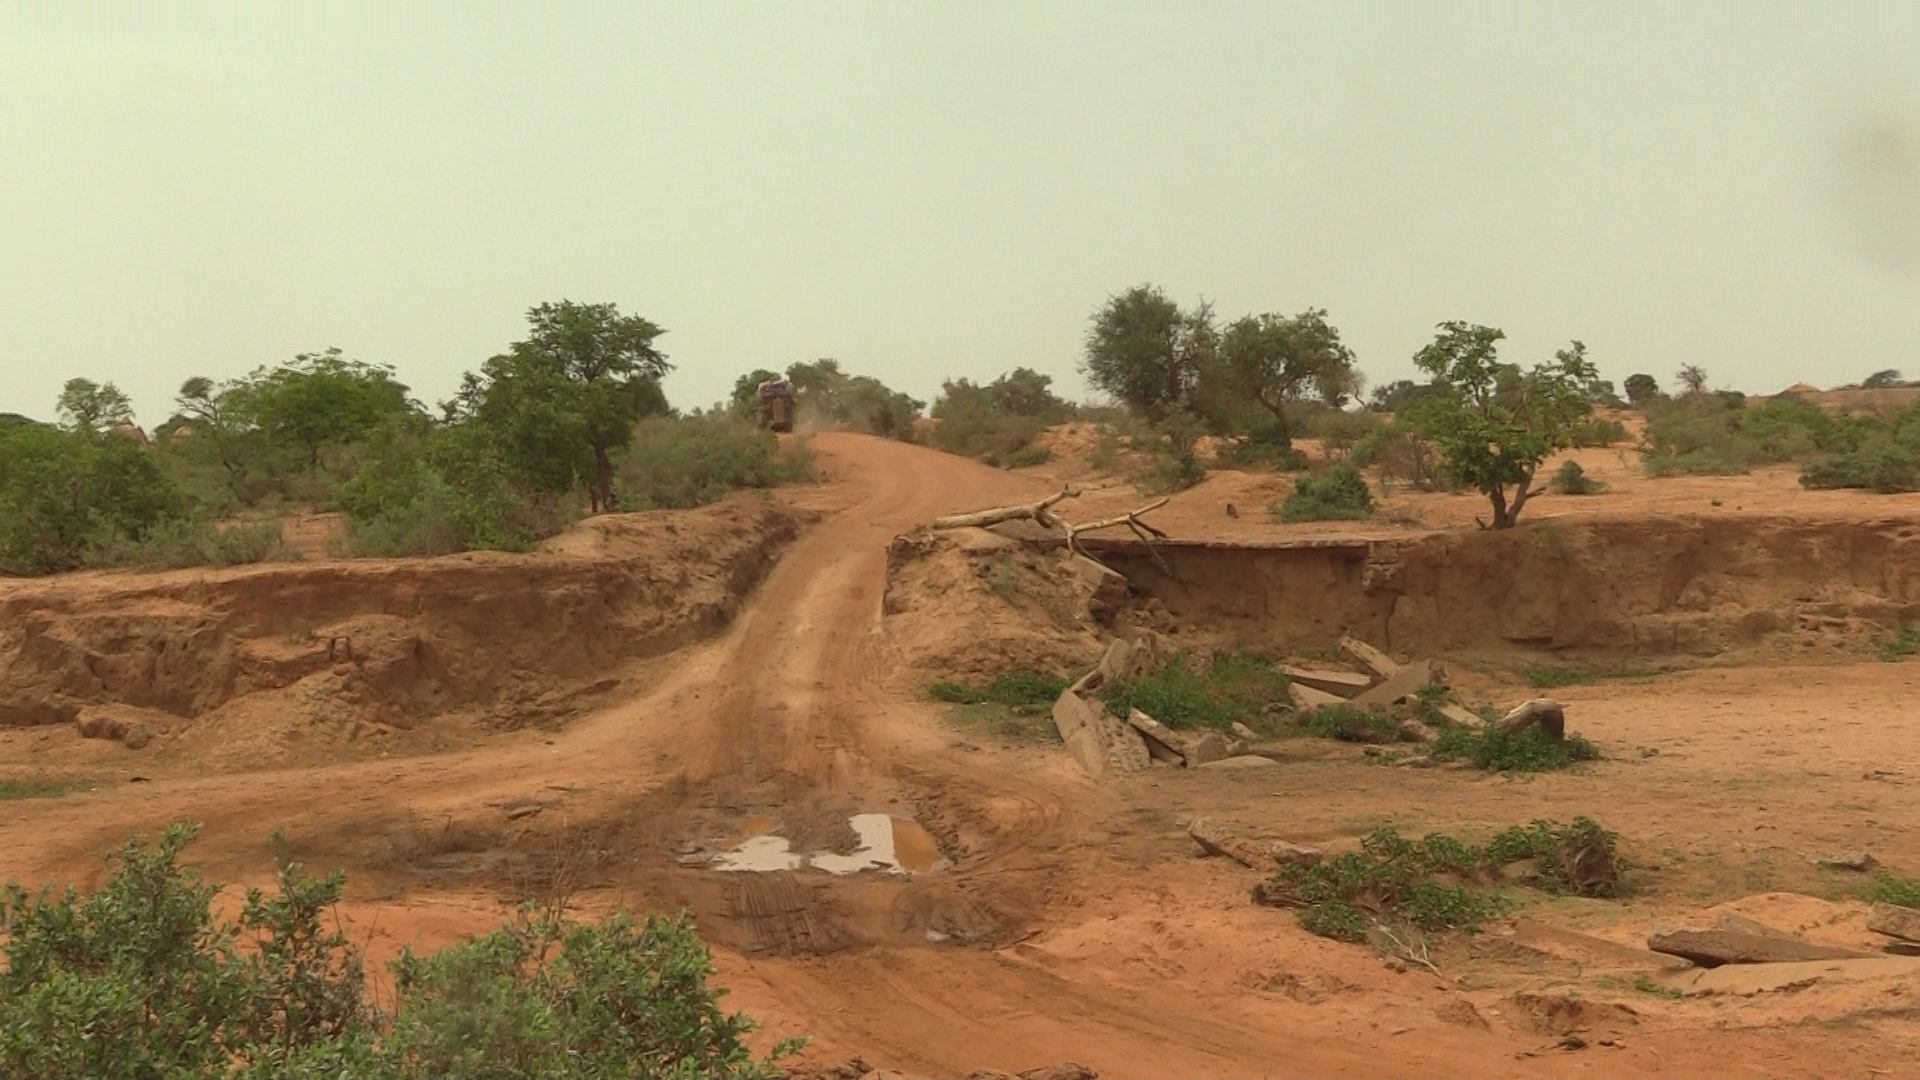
[1646,908,1920,996]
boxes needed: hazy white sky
[4,3,1918,425]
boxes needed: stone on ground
[1338,635,1404,680]
[1352,659,1437,708]
[1646,927,1869,967]
[1280,664,1373,698]
[1866,902,1920,943]
[1288,683,1346,709]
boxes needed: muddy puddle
[710,814,947,875]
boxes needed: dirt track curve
[2,433,1911,1079]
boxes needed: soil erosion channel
[2,433,1914,1079]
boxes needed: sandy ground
[2,432,1918,1078]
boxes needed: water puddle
[708,814,947,875]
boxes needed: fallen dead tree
[930,487,1172,575]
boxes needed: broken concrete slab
[1187,818,1269,869]
[1338,636,1403,680]
[1052,690,1149,778]
[1184,730,1230,767]
[1665,955,1920,997]
[1231,721,1259,741]
[1126,709,1187,763]
[1646,927,1870,968]
[1351,659,1437,708]
[1498,698,1566,740]
[1814,850,1878,872]
[1198,754,1280,770]
[1434,702,1483,727]
[1288,683,1347,710]
[1280,665,1372,698]
[1268,840,1324,867]
[1067,554,1129,624]
[1069,638,1132,696]
[1866,902,1920,942]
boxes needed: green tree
[1217,309,1358,448]
[988,366,1067,418]
[1082,285,1216,421]
[473,301,673,511]
[1863,368,1905,390]
[1623,373,1661,406]
[0,423,181,574]
[243,350,418,470]
[1407,322,1598,529]
[55,377,135,435]
[728,368,785,418]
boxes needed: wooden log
[930,486,1078,530]
[1497,699,1566,740]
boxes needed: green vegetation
[1098,651,1291,732]
[0,823,797,1080]
[1569,416,1628,448]
[1275,461,1375,522]
[1430,722,1600,773]
[1548,460,1606,495]
[1268,819,1624,943]
[1861,875,1920,908]
[1879,624,1920,662]
[1403,323,1599,529]
[1640,385,1919,491]
[1632,973,1683,999]
[928,368,1070,466]
[1297,703,1401,744]
[1522,664,1590,688]
[0,776,88,801]
[617,417,816,511]
[928,669,1069,744]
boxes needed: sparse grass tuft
[1430,723,1600,773]
[1633,973,1682,999]
[930,669,1070,745]
[1879,624,1920,662]
[1862,875,1920,908]
[0,776,88,800]
[1523,664,1592,689]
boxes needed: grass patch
[1267,819,1624,944]
[929,670,1069,745]
[1860,875,1920,908]
[1431,722,1600,773]
[1298,703,1402,744]
[1523,664,1592,689]
[1002,444,1054,469]
[0,776,88,800]
[1632,973,1683,999]
[1274,461,1374,522]
[1879,624,1920,662]
[1099,651,1290,732]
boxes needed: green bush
[1483,818,1624,897]
[1276,462,1374,522]
[928,670,1070,708]
[1351,425,1454,491]
[336,424,571,557]
[1569,416,1628,448]
[1548,460,1606,495]
[1430,722,1600,773]
[1641,393,1869,476]
[1800,438,1918,493]
[1099,652,1290,731]
[619,416,817,510]
[1880,624,1919,662]
[1002,443,1055,469]
[1140,445,1206,494]
[0,424,184,575]
[0,824,796,1080]
[87,516,286,569]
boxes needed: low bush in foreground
[1548,460,1606,495]
[1267,819,1623,943]
[1297,703,1402,744]
[1880,625,1920,662]
[0,823,797,1080]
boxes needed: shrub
[1099,652,1290,731]
[1569,416,1628,448]
[1548,460,1606,495]
[0,824,797,1080]
[928,670,1069,708]
[1430,722,1600,773]
[619,416,816,510]
[1352,426,1453,491]
[1086,427,1123,472]
[1862,875,1920,908]
[336,424,570,557]
[0,424,184,575]
[1140,445,1206,494]
[1880,624,1919,662]
[86,516,286,569]
[1800,439,1918,493]
[1003,444,1055,469]
[1483,818,1624,897]
[1276,462,1374,522]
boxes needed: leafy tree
[1082,285,1216,421]
[1623,373,1661,406]
[780,359,923,438]
[1406,322,1598,529]
[55,377,134,435]
[0,423,182,574]
[1864,369,1906,390]
[727,368,785,418]
[987,367,1068,418]
[1217,309,1358,447]
[1367,379,1433,414]
[242,350,418,470]
[1675,364,1709,397]
[472,301,673,511]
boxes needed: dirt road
[2,433,1914,1078]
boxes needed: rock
[506,805,543,821]
[1198,755,1280,770]
[1017,1066,1098,1080]
[1396,754,1437,769]
[1434,998,1490,1029]
[1126,709,1188,764]
[1646,927,1870,968]
[1052,690,1110,777]
[1187,817,1268,869]
[1814,850,1879,872]
[1067,554,1130,624]
[1280,665,1373,698]
[1884,941,1920,956]
[121,727,151,750]
[1398,718,1435,742]
[1231,721,1259,741]
[1070,638,1132,695]
[1288,683,1346,710]
[1183,730,1230,767]
[1338,636,1404,680]
[1866,902,1920,942]
[1267,840,1323,867]
[1666,955,1920,997]
[1498,699,1566,740]
[1433,701,1483,727]
[1352,660,1438,708]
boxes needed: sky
[3,2,1918,426]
